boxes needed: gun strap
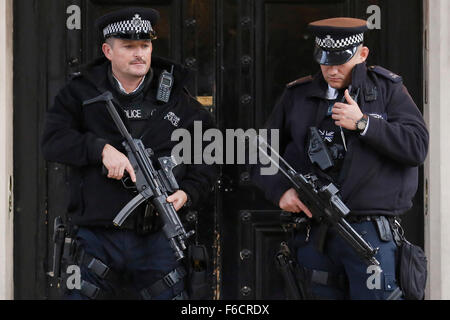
[311,269,347,289]
[387,217,404,247]
[139,266,186,300]
[79,280,110,300]
[314,223,329,254]
[75,249,121,284]
[78,280,188,300]
[172,291,189,300]
[296,266,348,293]
[386,287,403,300]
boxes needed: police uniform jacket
[42,56,218,227]
[253,62,429,217]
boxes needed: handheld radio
[156,65,174,103]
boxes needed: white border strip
[0,0,14,300]
[424,0,450,300]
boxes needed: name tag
[123,105,153,120]
[124,108,143,119]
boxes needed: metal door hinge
[8,175,13,217]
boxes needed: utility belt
[290,214,405,261]
[345,215,403,245]
[277,214,427,300]
[75,248,188,300]
[292,214,404,248]
[50,215,209,300]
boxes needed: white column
[0,0,14,300]
[424,0,450,300]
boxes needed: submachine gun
[83,91,194,260]
[256,136,380,268]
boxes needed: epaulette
[286,75,313,88]
[368,65,403,83]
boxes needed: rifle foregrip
[153,195,184,235]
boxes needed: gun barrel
[335,219,380,267]
[52,217,66,278]
[155,195,193,260]
[275,253,303,300]
[52,241,63,278]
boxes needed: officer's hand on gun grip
[102,144,137,183]
[332,89,363,130]
[279,188,313,218]
[166,190,188,212]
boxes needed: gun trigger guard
[121,176,137,190]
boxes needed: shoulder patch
[368,65,403,83]
[286,75,313,88]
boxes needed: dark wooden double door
[13,0,423,299]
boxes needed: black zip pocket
[399,239,427,300]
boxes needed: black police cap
[95,7,160,41]
[308,18,368,66]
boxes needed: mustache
[327,76,344,80]
[130,59,146,64]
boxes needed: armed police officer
[41,7,217,300]
[252,18,428,299]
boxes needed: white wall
[424,0,450,300]
[0,0,14,300]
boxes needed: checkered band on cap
[315,33,364,50]
[103,14,154,37]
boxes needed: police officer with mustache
[42,7,218,300]
[252,18,428,299]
